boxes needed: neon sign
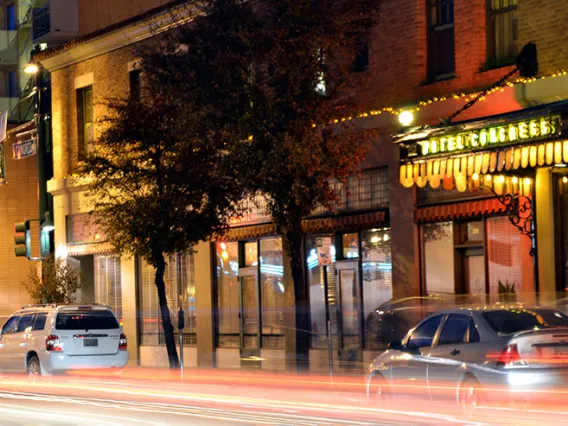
[418,115,562,157]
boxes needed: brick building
[32,0,568,371]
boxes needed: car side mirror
[388,339,403,351]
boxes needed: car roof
[16,303,112,314]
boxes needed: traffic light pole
[34,65,54,257]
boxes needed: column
[194,240,215,367]
[535,167,556,300]
[120,255,138,365]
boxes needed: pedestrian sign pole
[316,237,333,382]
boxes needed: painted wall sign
[418,115,562,157]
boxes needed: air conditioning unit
[32,0,79,44]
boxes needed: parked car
[0,304,128,375]
[366,306,568,412]
[365,295,467,351]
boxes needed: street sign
[316,236,332,266]
[12,138,37,159]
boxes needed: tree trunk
[154,251,180,369]
[285,228,310,373]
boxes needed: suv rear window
[482,310,568,335]
[55,310,119,330]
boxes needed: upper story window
[129,70,141,102]
[6,4,16,31]
[7,70,18,97]
[487,0,518,67]
[77,86,94,158]
[352,40,369,72]
[428,0,455,80]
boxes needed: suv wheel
[26,355,41,377]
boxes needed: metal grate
[314,167,389,214]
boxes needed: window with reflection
[342,233,359,259]
[216,242,240,347]
[260,238,285,349]
[139,252,196,346]
[362,228,392,322]
[307,234,336,348]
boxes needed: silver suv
[0,304,128,375]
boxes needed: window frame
[427,0,456,81]
[486,0,518,68]
[405,314,444,349]
[6,4,16,31]
[33,312,47,331]
[1,315,20,334]
[436,313,472,346]
[77,85,94,159]
[129,69,141,102]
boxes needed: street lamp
[398,110,414,127]
[25,60,54,257]
[24,63,39,75]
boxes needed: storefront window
[244,241,258,266]
[424,222,455,295]
[342,233,359,259]
[307,234,336,349]
[216,242,240,347]
[487,216,523,302]
[260,238,285,349]
[361,229,392,321]
[138,252,196,345]
[95,255,122,322]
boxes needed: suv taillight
[46,334,62,352]
[497,343,522,366]
[119,333,127,350]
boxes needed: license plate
[83,338,98,347]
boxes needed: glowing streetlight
[24,63,39,74]
[398,110,414,127]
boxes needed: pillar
[194,240,215,367]
[535,168,556,300]
[120,255,138,365]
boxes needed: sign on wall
[418,115,562,157]
[316,236,332,266]
[12,138,37,159]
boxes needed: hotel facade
[32,0,568,370]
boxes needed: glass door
[239,266,260,367]
[335,261,362,369]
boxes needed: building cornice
[39,3,199,71]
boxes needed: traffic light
[14,221,30,258]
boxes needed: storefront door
[335,261,362,368]
[239,267,261,367]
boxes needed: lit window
[487,0,518,66]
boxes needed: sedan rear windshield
[482,310,568,335]
[55,310,119,330]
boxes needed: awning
[67,241,114,256]
[303,210,387,233]
[219,210,388,241]
[399,139,568,194]
[416,198,506,224]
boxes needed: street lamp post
[25,61,54,258]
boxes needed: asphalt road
[0,370,565,425]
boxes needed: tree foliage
[80,79,243,368]
[23,255,82,304]
[149,0,379,368]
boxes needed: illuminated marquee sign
[418,115,562,157]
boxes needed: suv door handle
[450,348,460,357]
